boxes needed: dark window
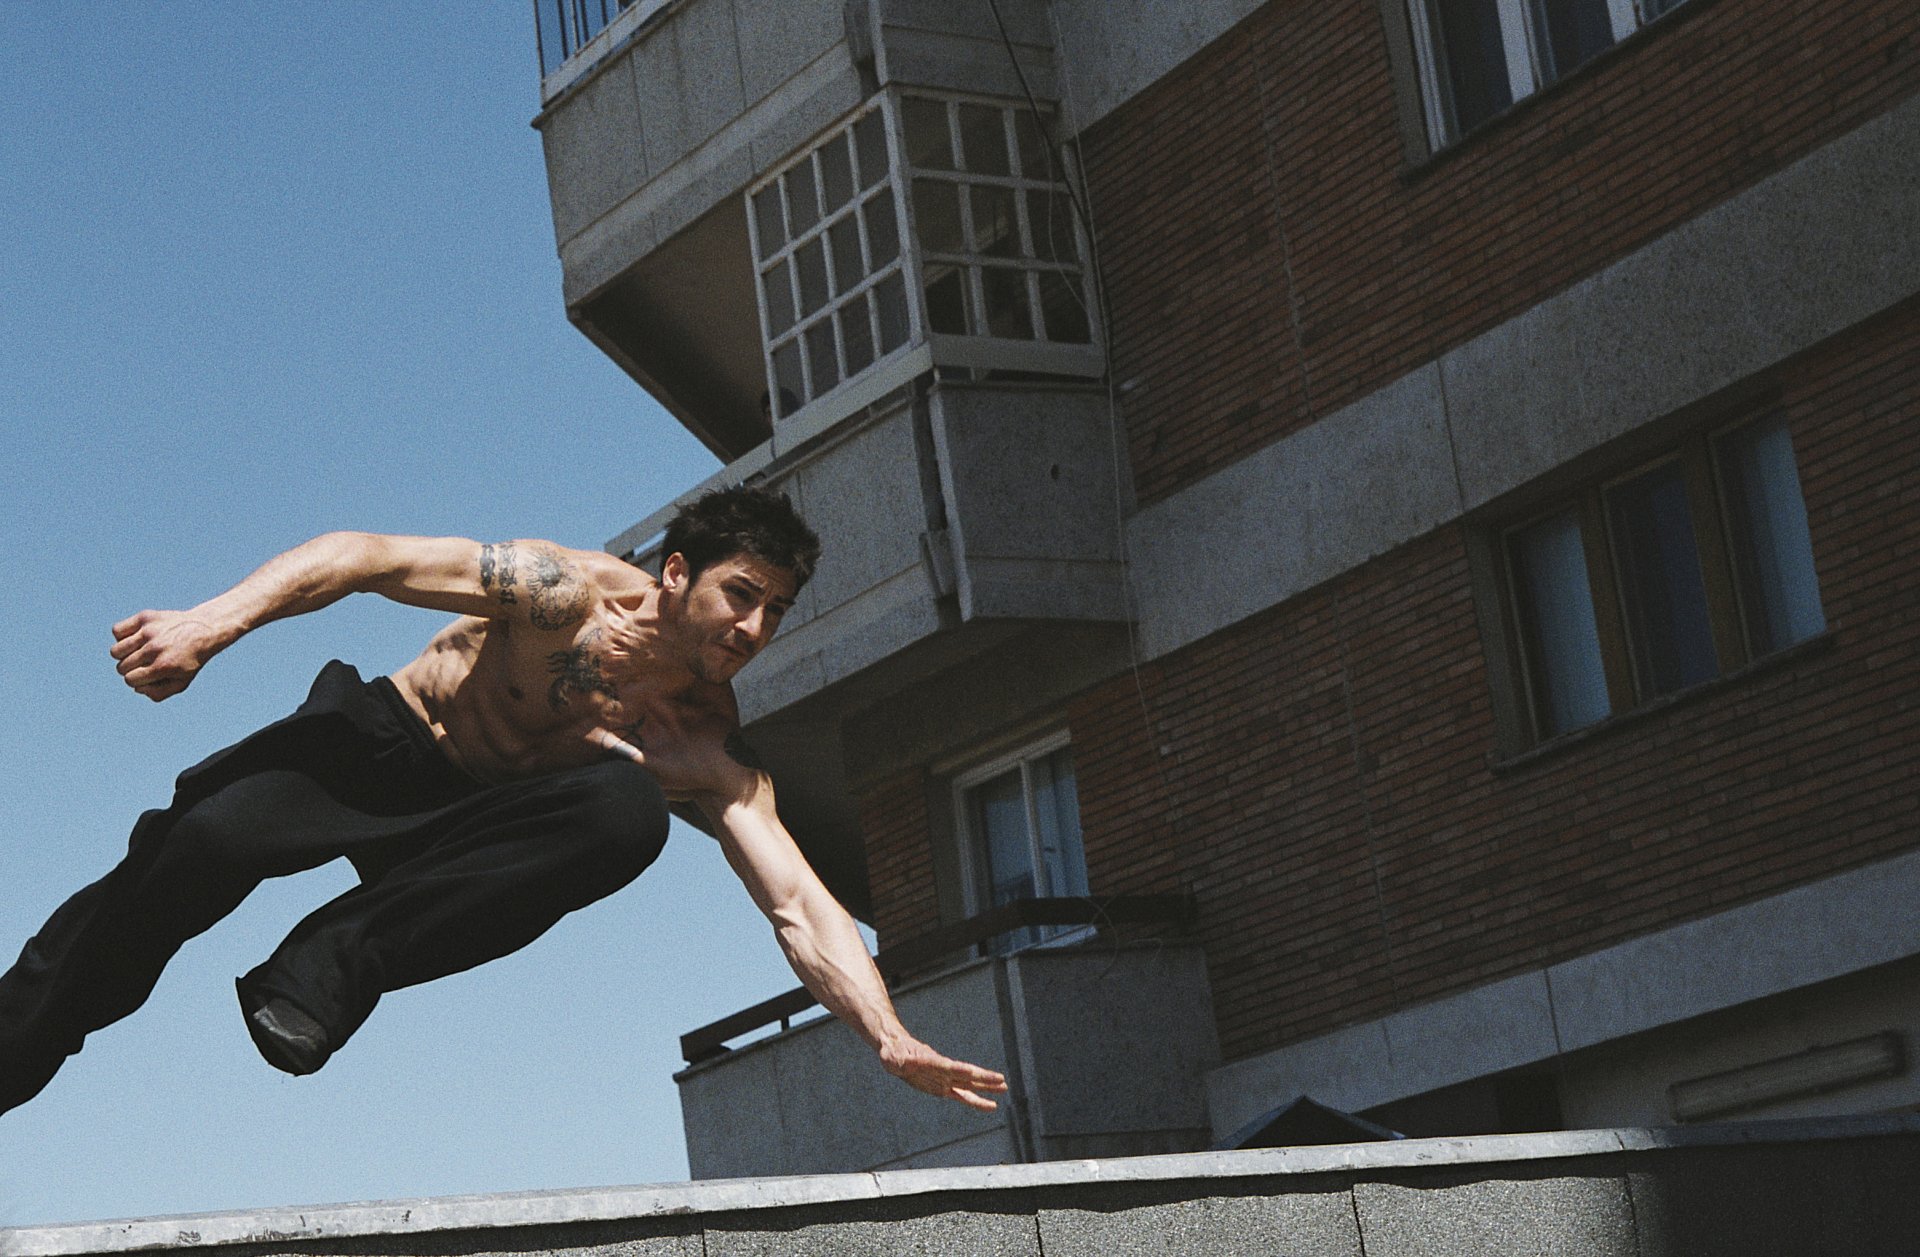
[1498,414,1824,744]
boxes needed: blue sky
[0,6,824,1225]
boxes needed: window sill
[1487,630,1836,775]
[1397,0,1724,185]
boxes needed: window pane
[981,268,1035,340]
[1510,511,1611,737]
[958,103,1011,176]
[842,300,876,377]
[1038,271,1092,344]
[913,179,965,255]
[1608,463,1719,697]
[1027,189,1078,265]
[969,184,1022,258]
[875,271,910,353]
[971,768,1037,909]
[1013,109,1052,180]
[794,237,829,317]
[925,266,970,335]
[1718,417,1825,655]
[804,319,840,395]
[751,184,786,258]
[787,168,821,235]
[1029,748,1089,899]
[853,109,889,189]
[1531,0,1615,82]
[864,192,900,268]
[827,215,864,295]
[902,96,955,170]
[763,258,796,336]
[819,133,855,212]
[1430,0,1515,135]
[771,340,805,413]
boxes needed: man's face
[666,552,799,683]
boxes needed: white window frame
[951,729,1090,939]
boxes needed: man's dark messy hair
[662,485,821,591]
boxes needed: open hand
[879,1036,1010,1112]
[110,609,226,701]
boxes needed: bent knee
[561,761,670,878]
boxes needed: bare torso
[388,555,736,791]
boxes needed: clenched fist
[110,609,228,702]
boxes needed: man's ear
[661,551,689,593]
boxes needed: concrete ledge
[6,1116,1918,1256]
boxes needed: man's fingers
[951,1087,1000,1112]
[111,611,152,639]
[109,632,143,661]
[116,643,158,676]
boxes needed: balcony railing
[534,0,669,83]
[679,894,1196,1064]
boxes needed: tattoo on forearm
[546,629,618,709]
[480,542,519,607]
[724,731,766,770]
[528,546,589,630]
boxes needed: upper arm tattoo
[527,546,591,630]
[479,542,519,607]
[482,542,589,629]
[724,731,767,771]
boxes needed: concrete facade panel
[681,1036,790,1180]
[541,58,649,245]
[1130,362,1457,659]
[874,1127,1020,1171]
[785,409,930,609]
[1207,1019,1396,1139]
[877,31,1056,101]
[1352,1174,1637,1257]
[1008,947,1218,1139]
[633,0,748,178]
[733,0,849,105]
[1380,971,1560,1101]
[1037,1191,1363,1257]
[745,62,869,176]
[1046,0,1265,133]
[735,570,944,722]
[1546,846,1920,1054]
[706,1210,1040,1257]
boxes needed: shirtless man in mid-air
[0,486,1006,1117]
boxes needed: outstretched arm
[110,532,597,700]
[693,758,1009,1111]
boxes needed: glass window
[1508,510,1612,736]
[1412,0,1681,145]
[1607,462,1719,698]
[1494,414,1825,746]
[747,100,912,420]
[959,740,1090,955]
[1717,417,1826,655]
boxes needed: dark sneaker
[244,997,331,1076]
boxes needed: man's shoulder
[571,548,656,596]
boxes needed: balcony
[674,899,1220,1178]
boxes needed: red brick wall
[859,768,940,950]
[1082,0,1920,504]
[1064,300,1920,1061]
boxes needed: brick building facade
[534,0,1920,1172]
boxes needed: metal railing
[533,0,649,78]
[679,894,1196,1065]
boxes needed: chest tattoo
[545,629,618,710]
[528,547,591,630]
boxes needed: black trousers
[0,661,669,1114]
